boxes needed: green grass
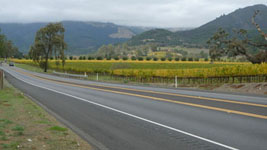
[12,125,24,136]
[15,63,52,73]
[12,125,24,132]
[49,126,68,132]
[0,130,5,136]
[0,142,19,149]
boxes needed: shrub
[204,58,209,61]
[122,56,128,60]
[88,56,95,60]
[188,57,193,61]
[114,56,120,60]
[153,57,158,61]
[168,57,173,61]
[181,57,187,61]
[138,57,144,61]
[175,57,180,61]
[106,57,111,60]
[79,56,83,60]
[131,56,136,60]
[146,57,152,61]
[96,56,103,60]
[194,58,199,61]
[161,57,166,61]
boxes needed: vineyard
[12,59,267,84]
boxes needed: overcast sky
[0,0,266,27]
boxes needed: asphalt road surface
[1,65,267,150]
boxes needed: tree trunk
[44,53,49,72]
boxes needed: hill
[128,4,267,47]
[0,21,149,55]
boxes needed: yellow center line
[15,67,266,108]
[83,83,267,108]
[13,68,267,119]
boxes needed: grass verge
[14,63,53,73]
[0,79,91,150]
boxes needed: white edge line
[4,68,239,150]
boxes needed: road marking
[14,68,267,108]
[5,68,239,150]
[13,68,267,120]
[88,83,267,108]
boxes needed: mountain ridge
[0,21,150,54]
[127,4,267,47]
[1,4,266,55]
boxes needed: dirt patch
[230,84,245,89]
[2,103,11,107]
[255,84,262,88]
[214,82,267,95]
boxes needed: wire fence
[54,70,267,86]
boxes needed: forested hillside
[128,4,267,47]
[0,21,148,54]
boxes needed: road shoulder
[0,78,92,150]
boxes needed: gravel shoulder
[213,82,267,95]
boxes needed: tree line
[67,55,209,62]
[0,29,22,58]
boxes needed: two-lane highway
[1,66,267,150]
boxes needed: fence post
[96,73,99,81]
[0,70,3,90]
[175,76,178,88]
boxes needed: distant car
[9,62,14,66]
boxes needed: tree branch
[252,10,267,41]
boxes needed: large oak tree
[29,23,66,72]
[207,10,267,64]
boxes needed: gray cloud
[0,0,266,27]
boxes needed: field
[12,59,267,79]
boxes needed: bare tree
[207,10,267,64]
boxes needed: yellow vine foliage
[12,59,266,78]
[112,64,267,78]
